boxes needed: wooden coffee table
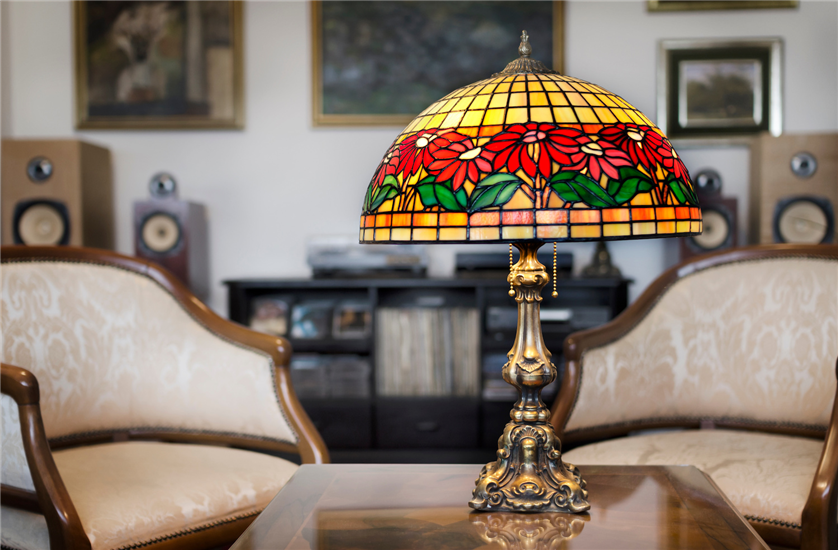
[231,464,769,550]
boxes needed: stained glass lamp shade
[359,33,701,515]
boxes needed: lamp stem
[470,240,590,513]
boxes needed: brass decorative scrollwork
[471,512,588,550]
[469,241,590,514]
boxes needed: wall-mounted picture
[648,0,798,11]
[311,1,565,126]
[658,38,782,139]
[74,1,244,129]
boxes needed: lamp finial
[519,30,531,58]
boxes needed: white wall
[2,0,837,314]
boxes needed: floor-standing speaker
[2,139,113,247]
[680,169,738,260]
[134,173,209,299]
[750,133,838,244]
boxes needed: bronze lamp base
[469,241,590,514]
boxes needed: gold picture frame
[74,1,244,130]
[648,0,798,11]
[311,1,565,127]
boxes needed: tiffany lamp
[359,32,701,513]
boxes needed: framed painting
[648,1,798,11]
[657,38,783,139]
[74,1,244,130]
[311,1,565,126]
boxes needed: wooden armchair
[552,244,838,550]
[0,246,328,550]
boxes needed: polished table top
[231,464,768,550]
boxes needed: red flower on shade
[597,124,666,172]
[372,145,400,188]
[397,129,443,177]
[484,123,586,179]
[566,135,633,181]
[426,132,494,190]
[660,147,690,182]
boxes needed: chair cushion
[562,429,822,528]
[1,441,298,550]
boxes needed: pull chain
[552,242,558,298]
[508,244,515,297]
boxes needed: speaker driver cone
[690,209,730,251]
[17,203,68,245]
[776,200,831,244]
[141,213,181,253]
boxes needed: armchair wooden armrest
[1,362,90,550]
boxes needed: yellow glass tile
[454,97,474,111]
[489,93,509,109]
[502,226,534,240]
[528,81,544,91]
[542,81,560,91]
[657,221,676,234]
[461,110,485,127]
[479,84,497,94]
[429,113,448,127]
[691,221,701,232]
[537,225,568,239]
[364,228,374,241]
[509,93,528,107]
[582,94,604,106]
[548,93,569,106]
[598,95,619,107]
[483,109,506,125]
[440,212,468,226]
[570,225,602,239]
[414,213,438,226]
[571,83,589,92]
[470,227,500,241]
[359,228,365,241]
[536,210,568,224]
[503,76,516,82]
[627,110,645,124]
[553,107,578,123]
[575,107,599,123]
[459,127,479,137]
[594,108,618,123]
[558,82,575,91]
[453,87,470,98]
[530,92,549,106]
[505,190,535,209]
[374,228,391,241]
[511,82,527,92]
[494,83,511,93]
[613,96,632,108]
[530,107,553,123]
[632,222,656,235]
[439,227,467,241]
[391,228,411,241]
[412,228,437,241]
[566,92,587,106]
[613,110,633,123]
[470,95,490,110]
[439,98,458,112]
[603,223,631,237]
[640,112,654,125]
[676,221,691,233]
[505,108,528,124]
[403,118,421,133]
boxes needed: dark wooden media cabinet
[225,277,630,463]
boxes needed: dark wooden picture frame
[657,38,782,139]
[311,1,565,127]
[74,1,244,130]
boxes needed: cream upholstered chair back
[556,246,838,439]
[2,248,324,497]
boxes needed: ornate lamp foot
[469,241,590,514]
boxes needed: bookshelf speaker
[1,139,113,247]
[134,174,209,299]
[751,133,838,244]
[680,169,738,261]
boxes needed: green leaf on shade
[434,183,463,211]
[665,175,697,206]
[368,183,399,211]
[475,172,523,188]
[417,181,439,208]
[548,172,617,208]
[454,187,469,209]
[469,179,524,211]
[418,180,466,212]
[363,184,374,212]
[606,167,655,205]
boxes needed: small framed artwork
[311,1,565,126]
[648,1,798,11]
[74,1,244,129]
[657,38,782,139]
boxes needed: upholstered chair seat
[1,247,328,550]
[551,245,838,550]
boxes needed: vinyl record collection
[376,307,480,397]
